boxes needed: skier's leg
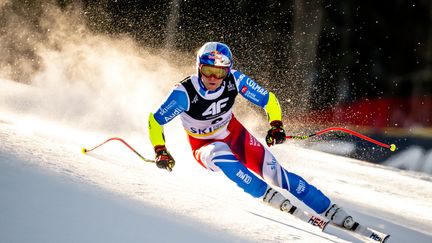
[260,149,330,213]
[195,141,295,212]
[204,141,268,197]
[261,150,355,229]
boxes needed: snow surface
[1,76,432,243]
[1,14,432,240]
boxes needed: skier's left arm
[232,70,286,147]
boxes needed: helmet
[196,42,233,72]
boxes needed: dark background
[74,0,432,122]
[2,0,432,163]
[80,0,432,163]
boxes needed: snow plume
[0,1,193,138]
[0,0,271,146]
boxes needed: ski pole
[81,137,155,162]
[285,127,396,152]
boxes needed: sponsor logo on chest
[202,97,229,116]
[191,95,199,104]
[188,116,230,135]
[227,82,236,91]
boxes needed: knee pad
[198,142,232,171]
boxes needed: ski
[346,223,390,243]
[288,206,390,242]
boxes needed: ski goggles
[200,65,229,79]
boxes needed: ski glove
[154,145,175,172]
[266,120,286,147]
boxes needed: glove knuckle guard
[154,145,175,171]
[266,120,286,146]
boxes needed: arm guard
[264,92,282,123]
[148,112,165,147]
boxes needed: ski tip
[81,147,87,154]
[389,144,396,152]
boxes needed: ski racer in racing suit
[147,42,355,230]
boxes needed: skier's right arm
[148,113,175,171]
[147,85,189,172]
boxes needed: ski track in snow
[1,80,432,243]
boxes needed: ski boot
[322,204,390,242]
[322,204,357,230]
[262,187,296,213]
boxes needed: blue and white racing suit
[148,69,331,214]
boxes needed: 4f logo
[202,97,229,116]
[192,95,199,104]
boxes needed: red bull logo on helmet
[208,51,230,66]
[208,50,221,59]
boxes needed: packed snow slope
[1,76,432,243]
[1,10,432,241]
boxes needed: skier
[147,42,356,230]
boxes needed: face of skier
[201,74,224,91]
[199,65,228,91]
